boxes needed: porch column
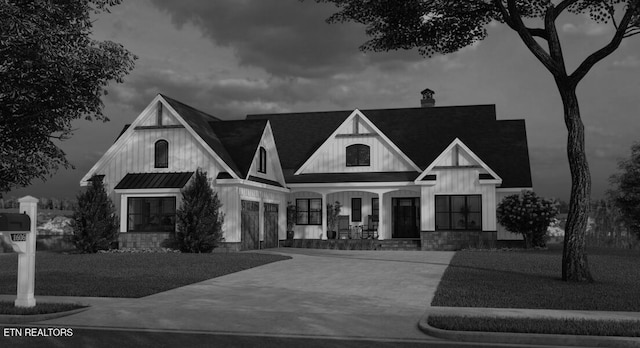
[378,192,384,240]
[321,192,327,240]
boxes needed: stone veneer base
[421,231,498,251]
[118,232,242,252]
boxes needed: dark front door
[392,198,420,238]
[263,203,279,248]
[241,200,259,250]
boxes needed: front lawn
[0,301,85,315]
[0,252,291,298]
[431,245,640,311]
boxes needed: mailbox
[0,213,31,232]
[0,213,32,254]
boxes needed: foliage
[71,176,119,253]
[168,170,224,253]
[313,0,640,282]
[326,201,342,231]
[609,142,640,240]
[497,190,558,248]
[0,0,136,195]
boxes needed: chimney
[420,88,435,107]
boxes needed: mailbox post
[0,196,38,307]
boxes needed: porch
[288,186,422,240]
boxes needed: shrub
[167,169,224,253]
[71,176,119,253]
[497,190,558,248]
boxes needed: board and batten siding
[219,186,287,243]
[300,114,415,174]
[420,168,497,232]
[248,125,283,184]
[302,136,415,173]
[495,189,526,240]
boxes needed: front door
[392,198,420,238]
[263,203,279,248]
[241,200,259,250]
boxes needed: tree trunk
[558,83,594,282]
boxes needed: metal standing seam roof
[114,172,194,190]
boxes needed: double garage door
[241,201,279,250]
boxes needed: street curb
[0,307,89,324]
[418,314,640,348]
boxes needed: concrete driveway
[42,248,454,340]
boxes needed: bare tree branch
[552,0,580,19]
[494,0,561,75]
[570,1,639,85]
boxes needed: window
[258,147,267,174]
[127,197,176,232]
[155,140,168,168]
[371,198,379,221]
[435,195,482,230]
[296,198,322,225]
[352,198,362,222]
[346,144,370,166]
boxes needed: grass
[0,301,86,315]
[427,315,640,337]
[0,252,291,298]
[431,245,640,311]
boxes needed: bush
[71,176,119,253]
[497,190,557,248]
[166,169,224,253]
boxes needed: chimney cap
[421,88,435,97]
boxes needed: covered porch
[288,185,421,240]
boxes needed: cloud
[611,55,640,69]
[149,0,424,78]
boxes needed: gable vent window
[346,144,370,167]
[258,147,267,174]
[155,140,168,168]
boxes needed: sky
[8,0,640,202]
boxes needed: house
[82,91,531,251]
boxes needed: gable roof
[248,105,532,188]
[212,119,268,178]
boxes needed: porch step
[280,239,421,251]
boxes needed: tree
[168,169,224,253]
[0,0,136,195]
[497,190,558,248]
[71,176,119,253]
[609,142,640,240]
[314,0,640,282]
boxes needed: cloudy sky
[9,0,640,202]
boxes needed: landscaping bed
[427,315,640,337]
[0,251,291,298]
[431,245,640,311]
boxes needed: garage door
[263,203,279,248]
[241,200,259,250]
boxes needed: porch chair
[337,215,351,239]
[362,215,378,239]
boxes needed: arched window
[346,144,370,166]
[155,140,168,168]
[258,147,267,173]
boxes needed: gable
[81,95,238,187]
[246,123,286,186]
[416,138,502,184]
[296,110,421,175]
